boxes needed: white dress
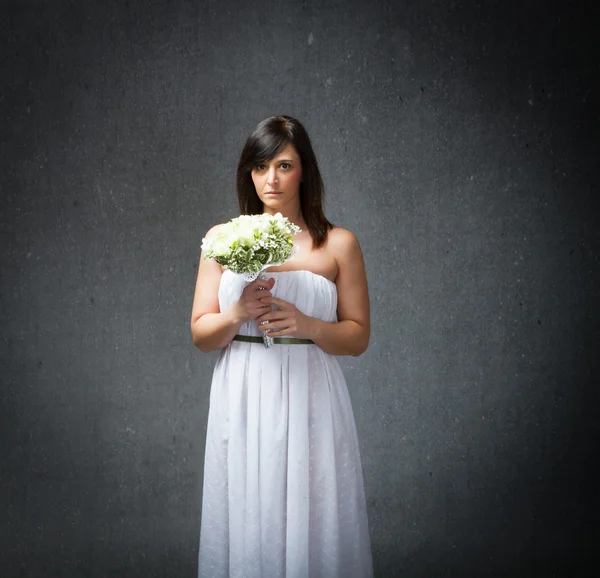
[198,269,373,578]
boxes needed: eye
[280,163,291,170]
[255,163,267,171]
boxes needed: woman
[190,116,373,577]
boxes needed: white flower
[202,213,301,274]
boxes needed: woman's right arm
[190,225,274,352]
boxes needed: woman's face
[251,143,303,215]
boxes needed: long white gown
[198,269,373,578]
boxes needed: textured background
[1,0,598,576]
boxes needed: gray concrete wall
[1,0,598,576]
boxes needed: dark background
[1,0,598,576]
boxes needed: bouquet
[201,212,301,347]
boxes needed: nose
[267,166,278,187]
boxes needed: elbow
[192,331,221,353]
[191,332,207,353]
[193,337,219,354]
[352,343,368,357]
[191,327,225,353]
[191,320,211,353]
[193,339,210,353]
[353,330,370,356]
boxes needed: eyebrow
[257,158,296,165]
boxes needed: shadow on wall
[4,547,198,578]
[375,544,590,578]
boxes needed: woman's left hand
[255,297,314,339]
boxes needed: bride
[191,115,373,577]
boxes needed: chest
[265,235,338,283]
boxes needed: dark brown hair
[236,115,334,249]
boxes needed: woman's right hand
[233,277,276,323]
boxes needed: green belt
[232,335,315,345]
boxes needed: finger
[248,287,272,298]
[257,310,287,322]
[261,323,287,333]
[251,277,275,289]
[264,327,290,337]
[243,284,263,296]
[260,296,289,308]
[246,278,266,291]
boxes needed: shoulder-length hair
[236,115,334,249]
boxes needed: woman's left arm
[258,228,370,356]
[310,228,370,355]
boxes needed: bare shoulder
[203,222,225,239]
[327,226,363,263]
[201,223,226,257]
[200,223,228,276]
